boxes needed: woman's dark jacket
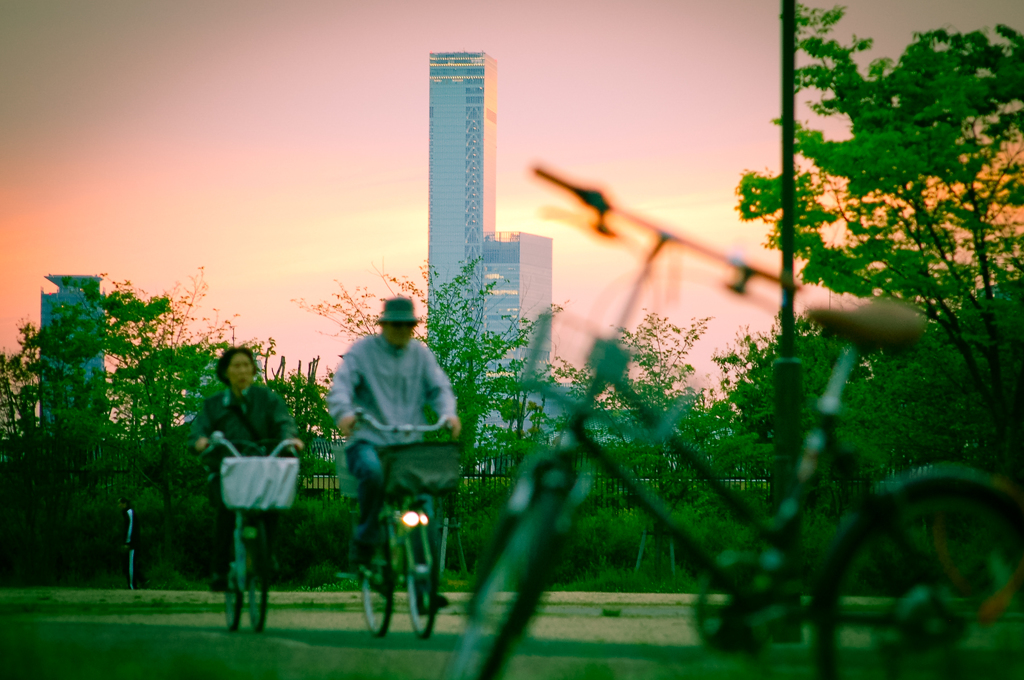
[189,386,299,463]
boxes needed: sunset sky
[2,0,1022,382]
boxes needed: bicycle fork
[231,512,259,591]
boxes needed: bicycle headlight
[402,511,420,527]
[418,513,429,526]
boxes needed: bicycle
[444,167,1024,680]
[345,410,460,639]
[208,431,299,633]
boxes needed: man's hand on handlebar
[194,437,210,452]
[446,415,462,440]
[339,414,358,437]
[338,411,462,439]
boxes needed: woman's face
[227,353,256,392]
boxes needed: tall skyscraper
[428,50,552,368]
[428,52,497,293]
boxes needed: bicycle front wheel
[362,523,395,637]
[248,519,270,633]
[813,470,1024,680]
[226,539,244,632]
[408,522,439,639]
[445,487,568,680]
[225,587,242,632]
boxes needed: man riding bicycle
[189,346,304,592]
[326,296,461,569]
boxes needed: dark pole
[773,0,803,642]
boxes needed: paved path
[0,588,809,680]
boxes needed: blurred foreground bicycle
[444,167,1024,680]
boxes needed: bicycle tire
[445,487,569,680]
[812,470,1024,680]
[408,522,439,639]
[249,518,270,633]
[362,522,395,637]
[226,526,244,632]
[225,587,243,631]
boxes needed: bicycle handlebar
[208,431,297,458]
[534,166,799,294]
[353,408,451,435]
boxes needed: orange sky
[2,0,1022,383]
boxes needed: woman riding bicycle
[326,296,461,569]
[189,346,304,592]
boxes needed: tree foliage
[737,6,1024,475]
[101,270,232,555]
[710,312,992,516]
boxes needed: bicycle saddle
[808,299,925,349]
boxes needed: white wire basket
[220,456,299,510]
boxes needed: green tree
[102,271,231,558]
[711,313,994,515]
[260,347,335,448]
[737,6,1024,476]
[545,310,711,507]
[0,278,111,583]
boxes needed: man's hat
[378,296,419,324]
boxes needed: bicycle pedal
[242,526,258,540]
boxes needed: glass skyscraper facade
[483,232,553,342]
[428,52,497,292]
[428,51,552,358]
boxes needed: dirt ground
[0,587,716,644]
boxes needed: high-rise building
[41,274,105,378]
[428,51,552,366]
[483,232,553,341]
[40,275,105,420]
[428,52,497,293]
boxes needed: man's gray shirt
[326,334,457,447]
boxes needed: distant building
[428,51,498,294]
[41,274,105,379]
[427,51,553,369]
[483,232,553,342]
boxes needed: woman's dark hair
[118,497,132,507]
[216,346,256,385]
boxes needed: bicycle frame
[209,433,296,609]
[448,167,1024,680]
[524,167,1010,649]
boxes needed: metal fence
[1,437,878,517]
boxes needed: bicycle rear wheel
[361,524,395,637]
[813,470,1024,680]
[445,486,569,680]
[407,522,439,639]
[247,519,270,632]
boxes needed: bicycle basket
[379,442,461,498]
[220,456,299,510]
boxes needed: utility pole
[773,0,803,643]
